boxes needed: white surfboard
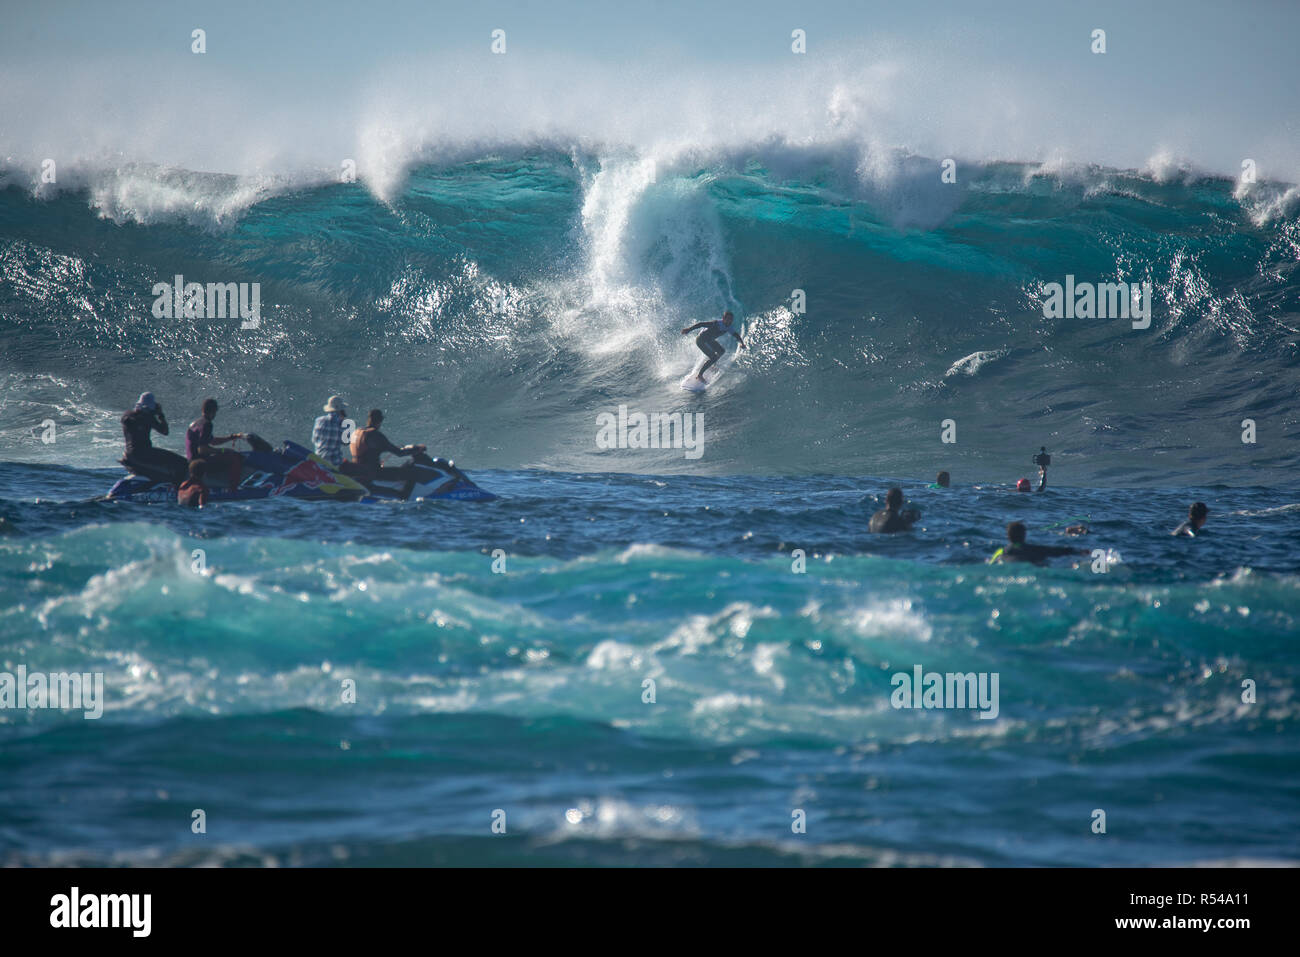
[680,357,729,391]
[679,326,742,392]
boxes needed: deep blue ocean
[2,150,1299,865]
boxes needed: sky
[1,0,1297,182]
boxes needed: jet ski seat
[119,455,180,484]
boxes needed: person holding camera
[121,392,188,484]
[1032,446,1051,491]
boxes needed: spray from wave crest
[5,35,1298,228]
[1,127,1297,479]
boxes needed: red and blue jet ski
[106,434,496,503]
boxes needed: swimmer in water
[989,521,1089,565]
[869,487,921,533]
[930,471,951,489]
[177,459,209,508]
[1172,501,1209,537]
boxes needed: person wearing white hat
[312,395,349,466]
[120,392,187,483]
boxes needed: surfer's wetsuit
[869,507,920,533]
[684,319,743,377]
[122,408,187,483]
[989,542,1080,565]
[1172,503,1209,537]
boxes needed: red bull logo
[274,458,337,496]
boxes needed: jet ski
[357,450,498,502]
[106,434,496,503]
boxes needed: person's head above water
[1188,501,1209,528]
[1016,478,1031,492]
[936,471,950,488]
[366,409,384,428]
[1006,521,1027,544]
[201,397,218,420]
[188,459,207,482]
[885,487,904,510]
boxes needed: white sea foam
[4,42,1295,228]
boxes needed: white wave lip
[3,29,1298,225]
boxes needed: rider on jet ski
[185,398,245,491]
[341,409,427,490]
[121,392,188,484]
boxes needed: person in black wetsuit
[869,487,921,533]
[989,521,1088,565]
[681,311,745,381]
[1033,447,1051,491]
[121,392,187,483]
[1172,502,1209,537]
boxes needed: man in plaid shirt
[312,395,349,466]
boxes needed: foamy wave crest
[5,42,1298,227]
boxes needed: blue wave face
[2,151,1298,482]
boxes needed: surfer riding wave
[681,311,745,382]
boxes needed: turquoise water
[2,148,1299,865]
[2,466,1297,865]
[3,157,1298,482]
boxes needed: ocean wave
[1,145,1297,480]
[2,523,1295,744]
